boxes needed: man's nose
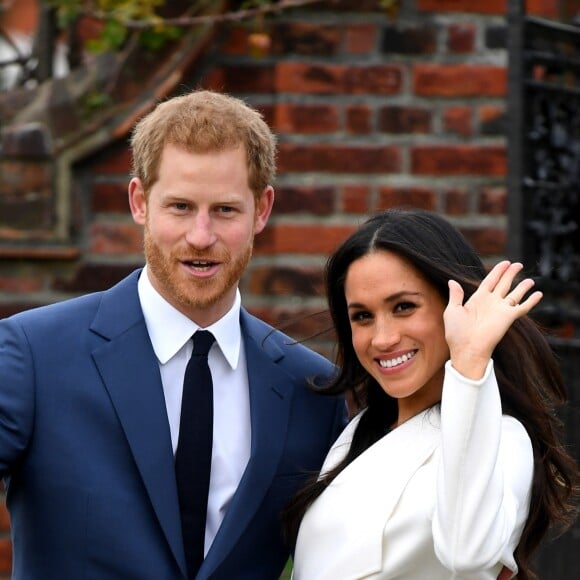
[185,213,216,249]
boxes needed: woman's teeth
[378,350,417,368]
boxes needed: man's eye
[173,203,188,211]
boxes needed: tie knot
[192,330,215,356]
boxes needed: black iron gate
[507,2,580,578]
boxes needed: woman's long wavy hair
[283,208,578,579]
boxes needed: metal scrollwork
[521,20,580,284]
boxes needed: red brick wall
[0,0,560,575]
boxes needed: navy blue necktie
[175,330,215,580]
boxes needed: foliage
[44,0,335,54]
[48,0,184,53]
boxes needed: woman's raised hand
[443,261,543,380]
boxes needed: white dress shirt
[138,267,251,554]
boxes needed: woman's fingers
[485,261,524,298]
[447,279,464,308]
[478,260,512,293]
[480,261,541,311]
[445,262,543,359]
[504,277,536,307]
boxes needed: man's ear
[254,185,275,234]
[128,178,147,225]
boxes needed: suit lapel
[202,310,294,575]
[90,271,187,577]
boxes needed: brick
[346,105,372,134]
[89,222,143,255]
[479,105,506,136]
[442,106,473,137]
[274,185,335,215]
[0,160,53,194]
[51,263,142,293]
[256,104,275,131]
[381,25,437,55]
[271,22,341,56]
[377,187,436,211]
[2,0,37,34]
[447,23,476,53]
[412,145,507,176]
[278,144,401,174]
[0,195,53,232]
[220,27,249,55]
[344,66,403,95]
[379,106,431,134]
[344,23,377,54]
[247,266,324,297]
[254,224,356,255]
[461,226,506,256]
[0,274,43,293]
[91,181,129,213]
[527,0,558,18]
[0,503,10,532]
[276,62,343,94]
[1,122,53,158]
[202,68,226,92]
[478,186,507,215]
[276,63,402,95]
[413,64,506,97]
[417,0,506,15]
[213,64,276,94]
[0,538,11,573]
[0,246,79,260]
[315,0,388,13]
[86,141,132,175]
[249,306,334,344]
[274,104,339,134]
[342,185,371,213]
[443,189,470,215]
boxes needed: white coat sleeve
[433,360,534,576]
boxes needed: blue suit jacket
[0,270,346,579]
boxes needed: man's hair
[130,89,276,198]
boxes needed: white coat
[293,361,534,579]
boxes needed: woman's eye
[350,310,371,322]
[394,301,415,313]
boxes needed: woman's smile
[345,250,449,421]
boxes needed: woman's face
[344,250,449,425]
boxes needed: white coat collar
[296,407,441,579]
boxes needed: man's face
[129,143,273,327]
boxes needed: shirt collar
[137,266,242,370]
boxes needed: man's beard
[143,228,253,314]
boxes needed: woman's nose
[371,320,400,349]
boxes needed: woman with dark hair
[286,208,578,579]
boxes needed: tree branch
[81,0,332,29]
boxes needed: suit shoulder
[3,292,103,328]
[242,310,333,369]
